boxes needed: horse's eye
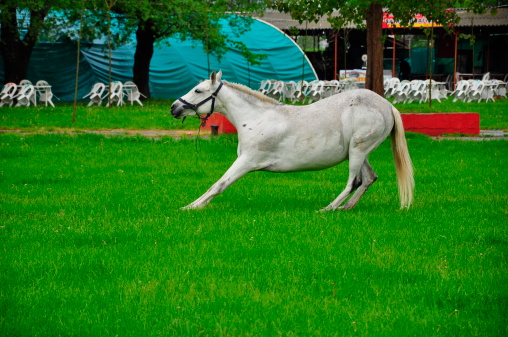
[195,89,202,94]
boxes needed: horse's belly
[265,135,348,172]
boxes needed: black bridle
[178,82,223,127]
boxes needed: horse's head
[171,70,223,121]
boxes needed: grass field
[0,95,507,131]
[1,131,507,336]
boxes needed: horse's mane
[223,81,280,105]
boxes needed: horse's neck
[219,84,278,126]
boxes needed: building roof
[455,7,508,27]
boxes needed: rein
[178,82,223,127]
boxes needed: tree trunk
[0,6,48,84]
[365,2,384,96]
[133,20,157,99]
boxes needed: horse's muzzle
[170,101,184,119]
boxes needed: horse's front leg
[181,157,254,210]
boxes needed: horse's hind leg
[320,153,367,212]
[340,160,377,210]
[321,143,380,212]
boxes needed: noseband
[178,82,223,127]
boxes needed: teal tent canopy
[0,15,318,101]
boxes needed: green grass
[0,100,201,131]
[0,96,507,131]
[1,132,507,336]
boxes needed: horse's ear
[216,70,222,82]
[210,70,217,83]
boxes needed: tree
[73,0,267,98]
[1,0,266,98]
[0,1,77,83]
[268,0,499,96]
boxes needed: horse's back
[287,89,394,136]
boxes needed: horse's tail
[390,106,415,208]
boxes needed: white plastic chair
[0,83,18,107]
[283,81,297,102]
[450,80,470,102]
[268,81,285,101]
[83,83,106,106]
[35,80,56,107]
[404,80,425,104]
[106,81,125,107]
[444,74,454,91]
[492,80,507,98]
[392,81,410,104]
[14,83,36,107]
[423,80,446,103]
[18,80,37,106]
[325,80,341,98]
[384,77,400,98]
[479,80,498,103]
[306,80,325,104]
[466,81,486,102]
[292,80,309,104]
[259,80,275,96]
[123,81,146,106]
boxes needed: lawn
[1,132,507,336]
[0,95,507,131]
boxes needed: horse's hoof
[180,204,197,210]
[180,203,205,210]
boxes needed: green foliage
[268,0,496,31]
[1,133,507,336]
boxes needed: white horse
[171,71,414,211]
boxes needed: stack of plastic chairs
[106,81,125,107]
[259,80,276,96]
[306,80,325,104]
[405,80,426,104]
[324,80,341,98]
[0,83,18,107]
[392,81,410,104]
[384,77,400,99]
[268,81,285,101]
[83,83,106,106]
[292,80,310,104]
[450,80,470,102]
[14,82,36,107]
[466,81,486,102]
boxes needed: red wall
[203,113,480,136]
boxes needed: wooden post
[334,33,338,80]
[453,30,458,90]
